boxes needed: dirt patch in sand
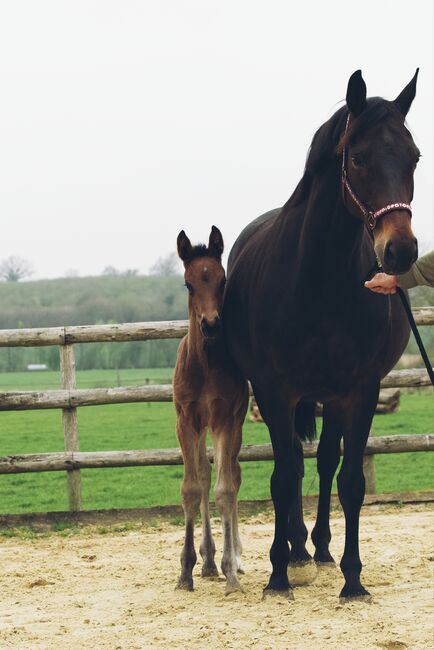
[0,503,432,649]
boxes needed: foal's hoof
[287,560,317,586]
[201,563,219,578]
[262,586,294,601]
[225,578,244,596]
[175,577,194,592]
[339,584,371,603]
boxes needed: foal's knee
[215,484,236,517]
[181,480,202,515]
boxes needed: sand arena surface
[0,503,432,649]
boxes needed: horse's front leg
[337,383,379,601]
[175,411,202,591]
[254,385,299,599]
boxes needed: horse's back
[227,208,281,275]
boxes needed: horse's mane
[285,97,407,210]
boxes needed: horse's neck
[295,170,367,288]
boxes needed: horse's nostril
[384,241,396,264]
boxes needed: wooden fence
[0,306,433,511]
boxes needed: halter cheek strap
[341,114,412,231]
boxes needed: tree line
[0,274,432,372]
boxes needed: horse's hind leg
[176,414,202,591]
[197,438,218,577]
[311,401,345,566]
[287,439,316,585]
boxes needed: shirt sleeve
[398,250,434,290]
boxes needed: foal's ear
[177,230,193,263]
[346,70,367,117]
[208,225,224,260]
[394,68,419,117]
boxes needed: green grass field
[0,368,432,514]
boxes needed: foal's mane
[285,97,408,211]
[185,244,222,264]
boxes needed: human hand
[364,273,398,294]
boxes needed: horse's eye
[185,282,194,295]
[219,278,226,293]
[351,154,365,168]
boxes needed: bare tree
[149,252,181,276]
[0,256,34,282]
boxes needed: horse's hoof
[314,550,336,565]
[237,566,245,575]
[339,584,371,603]
[287,559,317,586]
[316,560,337,569]
[262,587,294,601]
[175,578,194,591]
[201,563,219,578]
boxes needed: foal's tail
[295,401,317,441]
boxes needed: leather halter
[341,114,412,231]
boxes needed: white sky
[0,0,432,279]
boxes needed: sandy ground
[0,504,432,650]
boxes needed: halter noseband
[341,114,412,231]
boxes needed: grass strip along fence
[0,307,433,512]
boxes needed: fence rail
[0,310,433,511]
[0,305,433,347]
[0,368,432,411]
[0,434,432,475]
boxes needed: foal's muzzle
[200,316,221,339]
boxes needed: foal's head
[341,70,420,275]
[177,226,225,340]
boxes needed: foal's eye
[185,282,194,295]
[351,154,365,168]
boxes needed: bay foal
[174,226,248,594]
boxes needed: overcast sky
[0,1,432,279]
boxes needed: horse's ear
[394,68,419,117]
[346,70,367,117]
[177,230,192,264]
[208,226,224,260]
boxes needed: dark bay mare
[222,70,420,601]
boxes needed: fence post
[60,344,82,510]
[363,454,376,494]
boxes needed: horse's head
[177,226,225,340]
[341,70,420,275]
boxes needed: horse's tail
[295,401,317,441]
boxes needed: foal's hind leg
[176,414,202,591]
[197,439,218,577]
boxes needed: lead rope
[365,262,434,387]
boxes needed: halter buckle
[367,212,376,231]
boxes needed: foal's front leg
[176,413,202,591]
[211,409,244,594]
[197,439,218,577]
